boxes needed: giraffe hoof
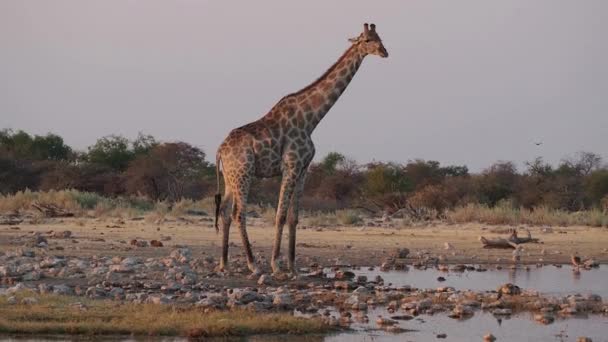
[271,261,281,274]
[250,267,262,277]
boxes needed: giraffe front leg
[287,172,307,274]
[271,171,298,274]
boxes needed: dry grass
[0,189,84,213]
[447,203,608,227]
[2,190,606,227]
[0,292,329,337]
[302,212,338,227]
[301,209,363,227]
[335,209,363,225]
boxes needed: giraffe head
[349,23,388,58]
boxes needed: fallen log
[32,202,74,218]
[0,217,23,225]
[0,211,24,225]
[480,229,540,249]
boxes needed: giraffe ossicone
[214,23,388,274]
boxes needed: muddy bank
[1,216,607,340]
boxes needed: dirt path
[2,216,607,269]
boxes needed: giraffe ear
[348,37,359,43]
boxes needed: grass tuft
[0,292,330,337]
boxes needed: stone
[21,297,38,305]
[180,273,197,286]
[534,313,555,325]
[437,333,447,339]
[130,239,148,247]
[391,248,410,259]
[353,286,370,296]
[161,282,182,293]
[148,295,172,305]
[334,281,355,290]
[335,270,355,280]
[257,274,271,285]
[150,240,164,247]
[483,334,497,342]
[444,242,454,250]
[493,308,512,316]
[121,257,141,267]
[577,338,593,342]
[583,259,599,268]
[0,265,17,277]
[40,257,66,268]
[273,293,294,309]
[51,230,72,239]
[376,316,398,326]
[450,304,474,318]
[109,264,134,273]
[38,283,51,294]
[52,284,74,295]
[246,301,273,312]
[85,286,107,299]
[585,294,602,302]
[230,289,260,304]
[416,298,433,311]
[109,287,125,299]
[7,296,17,305]
[170,248,193,263]
[22,271,41,281]
[451,264,466,272]
[356,275,368,283]
[498,283,521,295]
[7,283,28,294]
[196,295,228,309]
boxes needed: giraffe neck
[291,44,366,134]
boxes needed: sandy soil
[2,215,607,270]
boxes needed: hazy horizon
[1,1,607,171]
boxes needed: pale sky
[1,1,607,171]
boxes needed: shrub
[336,209,363,225]
[71,191,108,209]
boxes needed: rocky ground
[1,213,607,338]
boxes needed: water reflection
[354,266,607,297]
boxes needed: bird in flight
[534,141,543,146]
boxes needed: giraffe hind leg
[233,191,259,274]
[218,189,234,272]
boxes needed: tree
[585,169,608,206]
[125,142,211,201]
[31,134,72,160]
[441,165,469,178]
[320,152,346,174]
[132,132,158,156]
[87,135,134,171]
[0,129,71,161]
[477,161,518,206]
[403,159,443,189]
[562,152,602,176]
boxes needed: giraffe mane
[282,44,358,100]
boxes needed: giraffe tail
[214,153,222,234]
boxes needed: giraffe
[214,23,388,274]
